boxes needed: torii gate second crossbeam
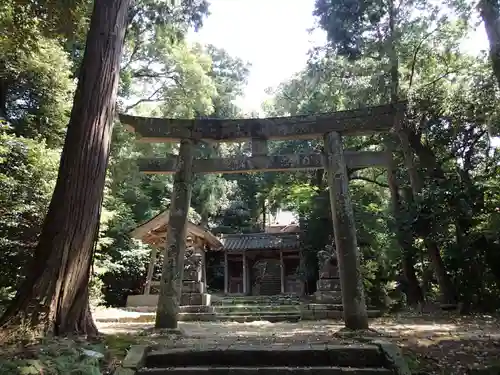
[119,102,407,331]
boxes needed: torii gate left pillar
[155,139,194,329]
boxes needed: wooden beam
[144,246,158,295]
[137,151,389,175]
[119,102,407,142]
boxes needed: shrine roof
[220,232,300,252]
[130,210,222,249]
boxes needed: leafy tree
[0,133,59,303]
[0,0,131,336]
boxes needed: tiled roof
[220,233,300,252]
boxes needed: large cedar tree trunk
[0,0,130,336]
[387,0,456,305]
[479,0,500,90]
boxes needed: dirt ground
[96,311,500,374]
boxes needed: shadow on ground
[95,311,500,374]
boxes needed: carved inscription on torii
[137,151,391,175]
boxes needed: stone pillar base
[182,280,205,293]
[316,278,341,291]
[314,277,342,304]
[180,293,211,306]
[313,290,342,304]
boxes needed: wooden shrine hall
[220,231,303,296]
[126,210,222,307]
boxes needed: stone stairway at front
[177,295,301,323]
[120,343,403,375]
[211,294,301,322]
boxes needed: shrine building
[125,210,304,308]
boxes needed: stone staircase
[125,343,402,375]
[301,303,383,320]
[211,295,301,322]
[258,273,282,295]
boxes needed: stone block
[122,345,149,369]
[113,368,135,375]
[319,267,339,279]
[182,280,204,293]
[307,303,343,311]
[313,310,327,319]
[179,305,214,314]
[316,278,341,291]
[177,312,216,322]
[183,269,201,281]
[325,310,343,319]
[372,339,411,375]
[180,293,211,306]
[314,290,342,304]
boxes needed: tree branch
[350,175,389,188]
[124,85,164,112]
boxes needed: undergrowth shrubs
[0,334,138,375]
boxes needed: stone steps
[301,307,383,320]
[212,296,300,306]
[137,366,393,374]
[216,314,301,323]
[146,345,387,367]
[213,305,300,313]
[132,345,396,375]
[209,295,302,322]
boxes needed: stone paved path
[97,320,348,347]
[95,310,500,374]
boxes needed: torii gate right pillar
[323,131,369,330]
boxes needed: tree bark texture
[385,138,423,305]
[403,130,458,304]
[155,139,195,329]
[0,0,130,336]
[323,131,369,330]
[387,0,455,304]
[479,0,500,91]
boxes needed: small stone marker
[372,339,411,375]
[113,368,135,375]
[122,345,149,369]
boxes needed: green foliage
[0,132,59,302]
[0,334,139,375]
[2,0,500,323]
[0,339,101,375]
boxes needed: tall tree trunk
[385,141,423,305]
[385,0,423,306]
[387,0,456,305]
[479,0,500,91]
[0,66,8,123]
[0,0,130,336]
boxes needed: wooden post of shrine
[144,246,158,295]
[201,249,207,293]
[323,131,369,330]
[280,250,285,294]
[242,253,248,295]
[155,139,195,329]
[224,250,228,294]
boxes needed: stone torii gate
[119,102,406,330]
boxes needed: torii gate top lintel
[119,102,407,143]
[137,101,407,329]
